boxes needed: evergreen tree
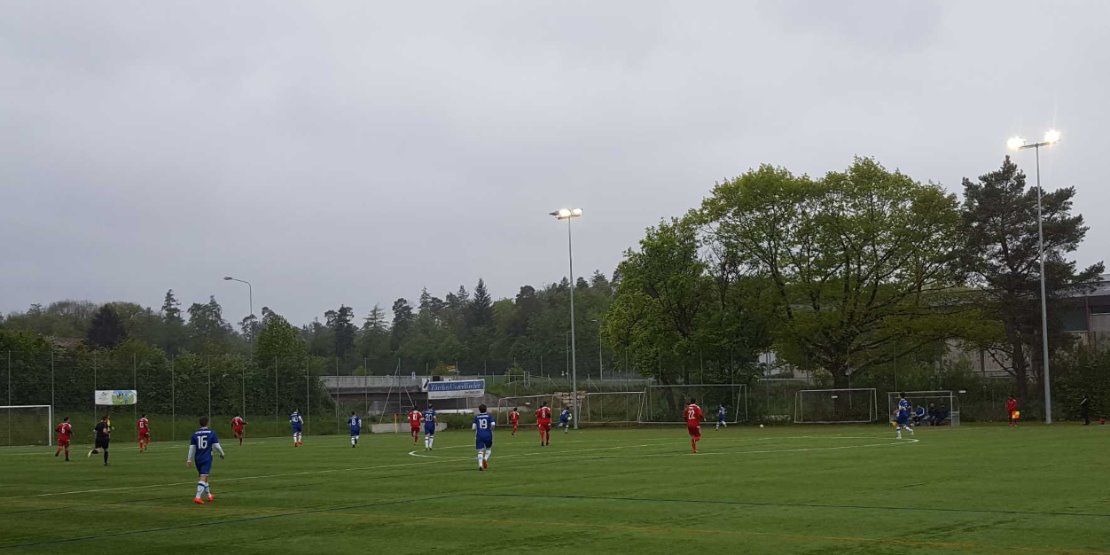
[390,298,414,352]
[86,304,127,348]
[961,157,1103,400]
[325,305,357,359]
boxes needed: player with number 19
[186,417,225,505]
[473,404,494,471]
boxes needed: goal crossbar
[638,384,748,424]
[794,389,878,424]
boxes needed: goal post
[638,384,748,424]
[0,405,53,446]
[794,389,878,424]
[580,391,644,424]
[886,390,960,427]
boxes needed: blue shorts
[349,428,360,436]
[475,436,492,450]
[424,424,436,436]
[292,425,302,433]
[196,459,212,475]
[896,414,909,425]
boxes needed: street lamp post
[591,318,604,381]
[1007,129,1061,424]
[224,275,254,421]
[551,208,582,429]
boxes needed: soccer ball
[759,424,764,428]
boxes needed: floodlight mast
[550,208,582,428]
[1006,130,1061,423]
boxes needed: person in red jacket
[1006,396,1019,426]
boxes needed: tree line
[1,155,1104,409]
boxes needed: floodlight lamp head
[223,276,233,280]
[1044,129,1061,145]
[1007,136,1026,151]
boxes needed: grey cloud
[2,1,1108,326]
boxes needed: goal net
[794,389,878,423]
[494,394,558,426]
[886,390,959,427]
[638,384,748,424]
[580,391,644,424]
[0,405,53,446]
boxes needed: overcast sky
[2,1,1108,327]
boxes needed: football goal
[494,394,559,426]
[794,389,878,423]
[886,390,960,427]
[638,384,748,424]
[1,405,53,446]
[580,391,645,424]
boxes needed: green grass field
[1,423,1108,554]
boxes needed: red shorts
[687,425,701,438]
[538,420,551,431]
[139,432,150,439]
[511,421,519,429]
[410,424,420,432]
[233,427,244,436]
[56,436,70,447]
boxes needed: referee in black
[88,414,112,465]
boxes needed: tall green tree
[357,304,392,372]
[161,289,185,355]
[390,298,414,352]
[606,217,753,386]
[86,304,127,348]
[186,296,233,354]
[325,305,357,360]
[256,307,307,363]
[700,158,968,387]
[961,157,1103,400]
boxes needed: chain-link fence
[1,351,335,445]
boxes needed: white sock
[483,449,491,461]
[477,453,483,468]
[204,483,211,495]
[429,436,435,448]
[196,482,206,498]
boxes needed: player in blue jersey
[715,404,728,430]
[422,404,437,451]
[895,393,915,439]
[558,406,572,433]
[348,411,362,448]
[186,417,225,505]
[290,410,304,447]
[473,403,494,471]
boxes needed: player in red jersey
[685,398,704,453]
[536,402,552,446]
[54,416,73,461]
[1006,396,1019,426]
[231,415,247,445]
[408,406,423,445]
[137,414,151,452]
[509,407,521,436]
